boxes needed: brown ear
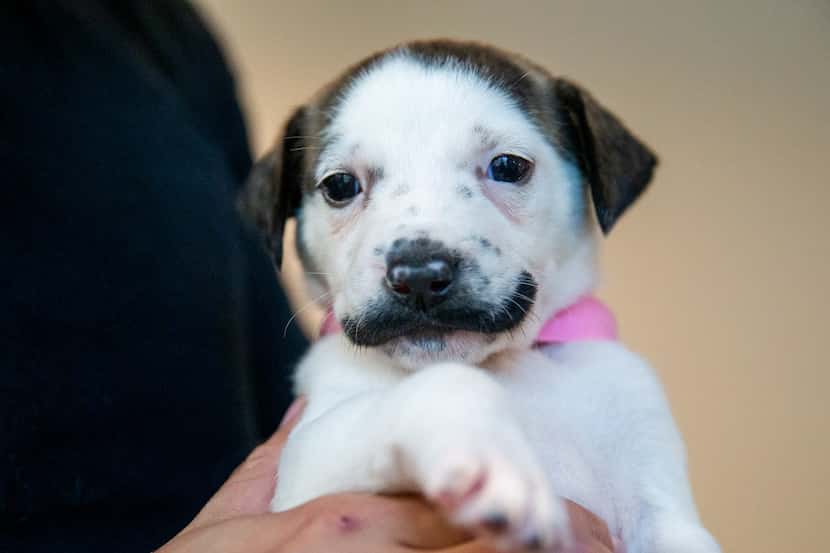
[238,107,307,267]
[554,79,657,233]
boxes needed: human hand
[157,397,615,552]
[156,397,474,552]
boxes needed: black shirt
[0,2,306,550]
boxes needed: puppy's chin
[379,330,504,370]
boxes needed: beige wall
[196,2,830,551]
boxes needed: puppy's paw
[423,444,568,551]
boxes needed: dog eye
[487,154,531,183]
[319,172,362,205]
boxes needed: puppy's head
[241,40,656,369]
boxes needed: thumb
[183,396,307,532]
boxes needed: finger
[433,538,499,553]
[298,493,471,550]
[371,494,472,549]
[183,397,307,531]
[563,499,615,552]
[159,512,310,553]
[261,395,308,451]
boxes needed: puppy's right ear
[238,107,308,268]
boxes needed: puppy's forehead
[334,60,514,144]
[314,42,554,169]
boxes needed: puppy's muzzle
[341,236,536,347]
[384,238,458,311]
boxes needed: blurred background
[196,2,829,552]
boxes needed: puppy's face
[302,55,590,367]
[241,41,656,369]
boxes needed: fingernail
[279,396,306,428]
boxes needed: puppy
[240,40,720,553]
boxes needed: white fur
[274,54,719,553]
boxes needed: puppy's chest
[299,338,640,531]
[486,347,630,529]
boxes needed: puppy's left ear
[554,79,658,233]
[238,107,307,267]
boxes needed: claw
[481,512,509,533]
[524,533,543,550]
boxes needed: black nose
[385,239,456,310]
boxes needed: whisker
[504,297,527,316]
[497,303,516,322]
[497,305,516,342]
[283,290,331,337]
[353,308,369,344]
[504,296,540,325]
[513,292,538,306]
[515,273,539,288]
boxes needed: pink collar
[318,295,617,344]
[533,295,618,345]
